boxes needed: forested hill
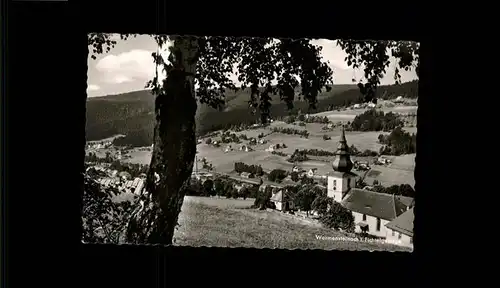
[86,80,418,145]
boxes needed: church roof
[332,126,354,173]
[341,189,413,221]
[385,207,414,237]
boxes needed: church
[327,126,414,247]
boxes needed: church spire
[332,125,354,172]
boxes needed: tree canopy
[89,35,419,121]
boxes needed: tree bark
[145,36,199,245]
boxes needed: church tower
[327,125,358,202]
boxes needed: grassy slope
[175,198,411,251]
[86,80,418,142]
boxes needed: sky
[87,34,419,98]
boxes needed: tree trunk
[144,36,199,245]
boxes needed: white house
[266,144,276,152]
[327,126,414,239]
[270,190,294,212]
[224,145,233,153]
[240,172,254,179]
[307,168,318,178]
[377,157,391,164]
[385,207,414,248]
[239,145,252,152]
[341,190,413,238]
[292,166,300,173]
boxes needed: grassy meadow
[174,196,412,251]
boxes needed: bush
[319,202,355,232]
[373,183,415,198]
[300,175,314,185]
[294,185,317,216]
[254,188,273,209]
[271,151,288,157]
[311,194,333,216]
[202,179,215,197]
[350,145,378,157]
[270,127,309,138]
[305,115,330,124]
[82,173,141,244]
[300,149,335,157]
[350,109,403,132]
[234,162,264,176]
[287,149,310,163]
[268,169,288,183]
[231,188,239,199]
[205,138,212,145]
[378,127,416,155]
[323,135,331,140]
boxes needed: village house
[265,144,276,152]
[240,172,254,179]
[307,168,318,178]
[385,207,414,248]
[377,157,391,165]
[239,145,252,152]
[224,145,233,153]
[270,190,295,212]
[234,182,253,192]
[292,166,300,173]
[259,139,267,145]
[326,126,414,240]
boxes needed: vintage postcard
[83,34,417,252]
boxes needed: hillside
[86,80,418,144]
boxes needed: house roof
[385,207,414,237]
[240,172,251,176]
[396,195,414,207]
[262,180,285,188]
[270,191,283,202]
[341,189,413,221]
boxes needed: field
[115,107,416,187]
[364,153,415,187]
[174,196,411,251]
[314,105,418,121]
[91,104,416,188]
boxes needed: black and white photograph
[83,34,418,252]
